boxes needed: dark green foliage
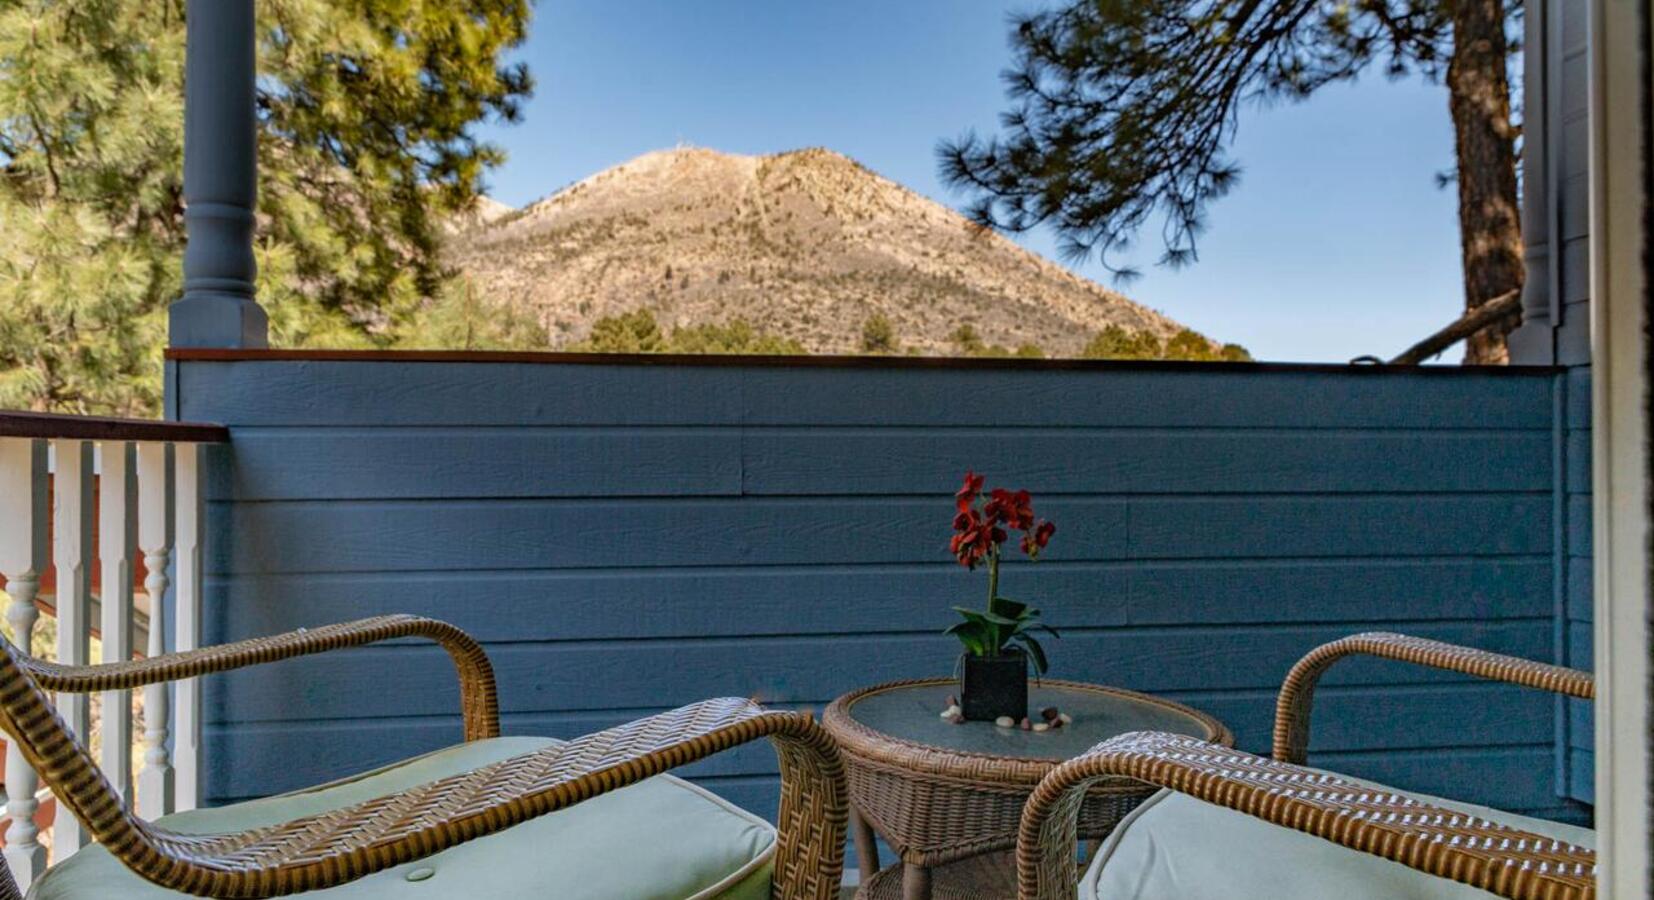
[0,0,532,414]
[1082,325,1164,360]
[939,0,1481,278]
[949,323,1043,359]
[669,320,807,355]
[945,596,1058,675]
[573,310,806,355]
[1083,325,1252,362]
[394,279,550,352]
[861,314,899,353]
[950,323,986,354]
[1164,328,1220,361]
[574,310,668,353]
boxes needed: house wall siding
[173,358,1588,824]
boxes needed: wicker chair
[1017,633,1598,900]
[0,615,847,899]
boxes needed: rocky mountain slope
[446,146,1193,356]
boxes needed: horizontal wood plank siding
[174,358,1580,823]
[1560,366,1594,803]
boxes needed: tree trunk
[1446,0,1524,364]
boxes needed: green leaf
[1013,633,1050,675]
[989,596,1029,620]
[954,605,1017,627]
[945,619,992,656]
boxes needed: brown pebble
[945,712,964,724]
[948,695,958,708]
[1019,717,1032,730]
[1040,706,1060,722]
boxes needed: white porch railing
[0,412,225,890]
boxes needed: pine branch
[1388,289,1522,364]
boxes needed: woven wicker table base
[856,852,1018,900]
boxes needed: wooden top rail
[164,347,1566,377]
[0,411,228,444]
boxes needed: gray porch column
[169,0,268,348]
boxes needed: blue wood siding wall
[172,358,1587,823]
[1562,368,1593,802]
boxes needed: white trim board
[1588,0,1651,896]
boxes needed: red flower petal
[1035,520,1056,547]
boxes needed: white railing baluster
[172,444,202,811]
[135,443,174,819]
[0,438,48,888]
[0,414,221,885]
[98,441,137,804]
[50,440,93,858]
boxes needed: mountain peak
[448,146,1188,355]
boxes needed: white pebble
[1058,713,1073,725]
[940,705,962,719]
[994,716,1015,728]
[1032,722,1050,732]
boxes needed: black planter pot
[959,650,1028,721]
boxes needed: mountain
[447,195,517,232]
[445,146,1194,356]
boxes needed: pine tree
[0,0,532,414]
[394,278,550,352]
[941,1,1522,363]
[573,311,806,356]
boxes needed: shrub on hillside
[1082,326,1163,360]
[1084,325,1251,362]
[861,315,899,353]
[573,310,804,355]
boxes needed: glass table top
[843,680,1218,761]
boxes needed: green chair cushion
[30,737,776,900]
[1083,778,1594,899]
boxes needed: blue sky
[474,1,1466,363]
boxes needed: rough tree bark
[1447,0,1525,364]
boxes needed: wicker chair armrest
[20,614,500,741]
[96,697,846,899]
[1272,631,1593,764]
[1016,731,1596,900]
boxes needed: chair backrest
[0,637,152,895]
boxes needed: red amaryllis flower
[982,491,1007,524]
[986,488,1034,530]
[950,505,1008,568]
[951,525,992,568]
[946,471,1062,677]
[1034,519,1056,547]
[1020,519,1057,558]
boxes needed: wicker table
[822,678,1232,900]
